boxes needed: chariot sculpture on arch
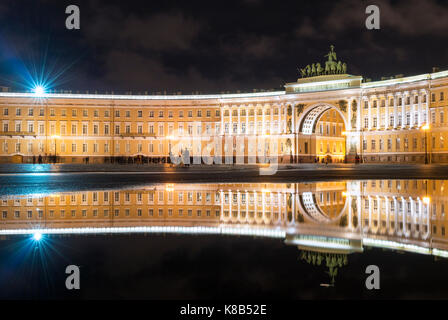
[299,45,348,78]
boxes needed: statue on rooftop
[298,45,347,78]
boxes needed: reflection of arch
[298,191,349,223]
[298,103,348,135]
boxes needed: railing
[119,132,156,138]
[0,131,37,137]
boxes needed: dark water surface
[1,179,447,299]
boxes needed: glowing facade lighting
[422,124,430,130]
[423,197,431,204]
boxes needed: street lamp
[342,131,347,163]
[422,124,430,164]
[51,135,60,163]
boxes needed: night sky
[1,0,448,94]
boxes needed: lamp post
[422,125,429,164]
[342,131,347,163]
[51,135,60,163]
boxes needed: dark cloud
[0,0,447,93]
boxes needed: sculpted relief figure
[311,63,316,75]
[342,62,347,74]
[336,61,342,73]
[316,63,323,75]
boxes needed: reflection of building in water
[1,180,448,258]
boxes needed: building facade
[1,49,448,164]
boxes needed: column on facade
[254,105,257,135]
[411,91,416,128]
[418,92,422,127]
[394,93,399,128]
[367,98,372,130]
[245,105,249,136]
[368,196,372,232]
[409,197,414,235]
[237,106,241,135]
[278,105,282,134]
[385,95,390,129]
[347,98,352,131]
[401,93,406,128]
[229,106,232,136]
[261,105,266,135]
[270,104,274,134]
[376,96,380,130]
[424,90,429,125]
[291,104,295,134]
[221,106,224,136]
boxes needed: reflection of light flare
[32,232,42,241]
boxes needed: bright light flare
[422,124,430,131]
[33,85,45,97]
[32,232,43,241]
[423,197,431,204]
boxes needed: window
[159,111,164,118]
[126,110,130,118]
[83,109,88,117]
[149,111,154,118]
[197,110,202,117]
[138,110,142,118]
[72,109,77,117]
[28,108,34,116]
